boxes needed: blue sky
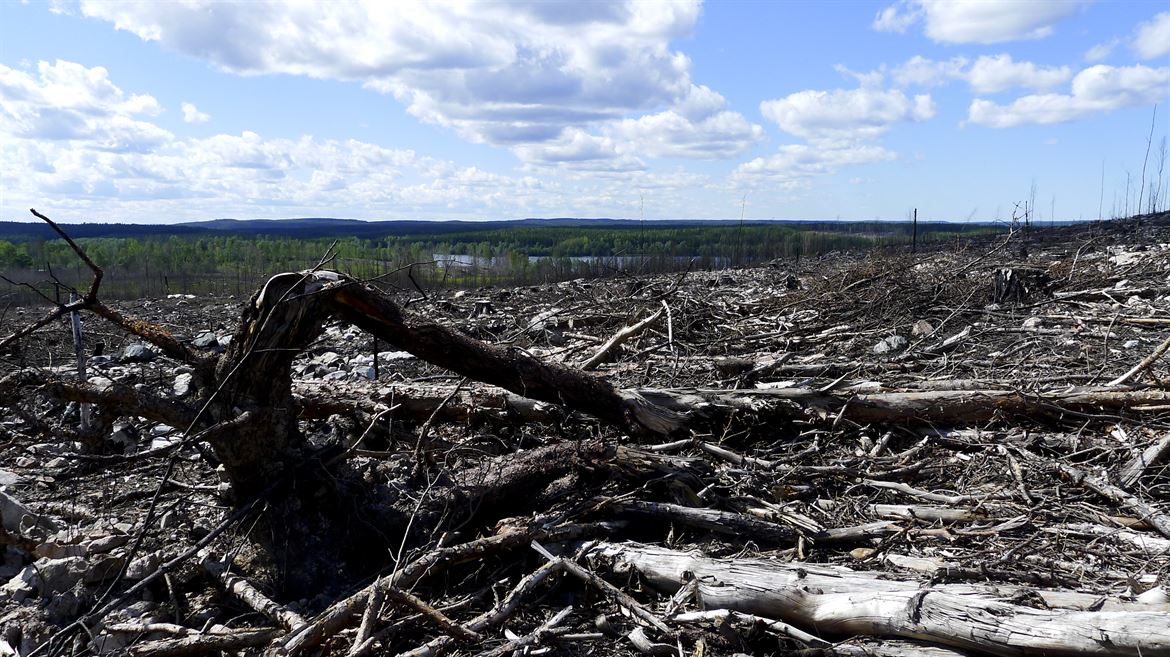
[1,0,1168,224]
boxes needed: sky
[1,0,1168,224]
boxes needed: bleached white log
[591,542,1170,657]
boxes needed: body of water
[432,254,730,269]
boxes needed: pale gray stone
[121,344,156,363]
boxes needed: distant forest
[0,219,1000,302]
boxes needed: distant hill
[0,221,210,242]
[177,217,526,240]
[186,217,373,230]
[0,216,1002,243]
[0,217,684,242]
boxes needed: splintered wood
[1,212,1170,656]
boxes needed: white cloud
[181,101,209,123]
[0,61,529,214]
[604,85,764,159]
[889,54,1074,94]
[834,63,886,88]
[513,118,758,172]
[747,81,928,187]
[0,59,159,116]
[1084,40,1118,63]
[760,87,935,141]
[0,125,571,217]
[1132,12,1170,60]
[891,55,967,87]
[966,54,1071,93]
[75,0,749,171]
[0,57,744,221]
[2,120,728,220]
[511,127,644,172]
[873,1,921,33]
[967,64,1170,128]
[732,143,896,184]
[873,0,1087,44]
[1084,11,1168,65]
[0,59,169,152]
[509,83,763,166]
[674,84,728,121]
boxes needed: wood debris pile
[1,212,1169,657]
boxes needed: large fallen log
[626,386,1170,428]
[294,376,1170,434]
[590,542,1170,657]
[325,281,675,435]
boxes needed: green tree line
[0,223,996,302]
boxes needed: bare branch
[29,208,103,301]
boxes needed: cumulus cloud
[732,143,896,184]
[70,0,758,168]
[967,64,1170,128]
[1132,12,1170,60]
[509,83,762,167]
[873,2,921,34]
[1084,12,1168,65]
[603,85,764,160]
[873,0,1087,44]
[888,54,1074,94]
[511,127,645,172]
[0,60,539,216]
[966,54,1071,93]
[4,123,420,202]
[181,101,209,123]
[0,124,572,217]
[674,84,728,121]
[2,121,722,219]
[741,81,930,187]
[0,56,743,221]
[833,63,887,89]
[1084,40,1118,63]
[0,59,169,152]
[606,109,763,159]
[760,87,935,141]
[891,55,968,87]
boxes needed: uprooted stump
[991,266,1052,303]
[0,257,701,600]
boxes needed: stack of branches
[1,210,1169,657]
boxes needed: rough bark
[302,377,1170,436]
[326,281,672,435]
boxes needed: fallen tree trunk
[626,386,1170,428]
[295,377,1170,435]
[326,281,686,435]
[293,380,565,427]
[590,542,1170,657]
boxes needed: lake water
[432,254,729,269]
